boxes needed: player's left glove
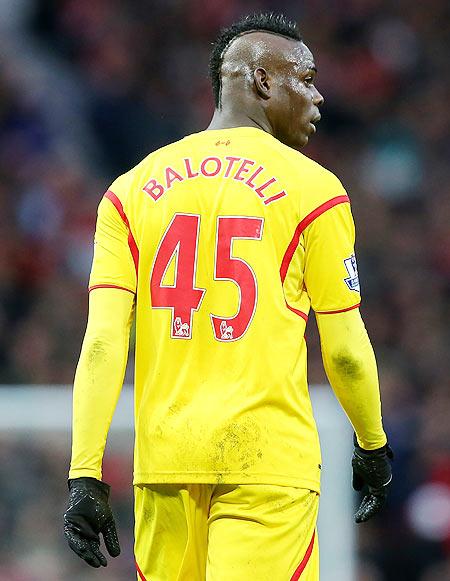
[63,477,120,567]
[352,434,394,523]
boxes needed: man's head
[209,13,324,150]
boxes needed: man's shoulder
[267,143,347,214]
[275,142,342,188]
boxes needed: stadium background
[0,0,449,579]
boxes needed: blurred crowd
[0,0,449,579]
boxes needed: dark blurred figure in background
[0,1,449,580]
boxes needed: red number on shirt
[211,217,263,341]
[150,213,263,340]
[150,214,205,339]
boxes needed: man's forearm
[69,288,135,480]
[316,308,387,450]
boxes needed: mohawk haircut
[209,13,302,108]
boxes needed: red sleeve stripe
[280,195,350,284]
[135,560,147,581]
[290,530,316,580]
[88,284,135,295]
[316,302,360,315]
[103,190,139,275]
[104,189,130,227]
[127,231,139,274]
[285,301,308,322]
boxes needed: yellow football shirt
[89,127,361,492]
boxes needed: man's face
[266,41,324,150]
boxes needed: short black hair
[209,13,302,108]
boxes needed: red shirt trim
[316,302,360,314]
[135,560,147,581]
[104,190,139,275]
[88,284,136,295]
[285,301,308,322]
[290,530,316,580]
[280,195,350,284]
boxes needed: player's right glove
[352,435,394,523]
[63,477,120,568]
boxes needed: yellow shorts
[134,483,319,581]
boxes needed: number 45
[150,213,264,342]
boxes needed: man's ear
[254,68,271,100]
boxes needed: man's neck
[207,109,272,135]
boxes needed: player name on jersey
[143,155,287,206]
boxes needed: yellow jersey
[89,127,361,491]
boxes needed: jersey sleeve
[88,192,137,294]
[303,200,361,313]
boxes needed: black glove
[352,434,394,523]
[64,477,120,567]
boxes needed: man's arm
[316,307,386,450]
[317,308,393,522]
[64,188,138,566]
[69,189,137,479]
[302,193,392,521]
[64,288,133,567]
[69,287,135,480]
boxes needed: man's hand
[352,436,394,523]
[64,477,120,567]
